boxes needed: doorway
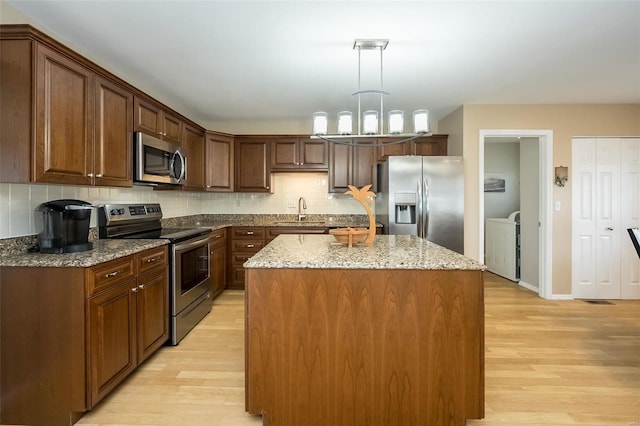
[478,130,553,299]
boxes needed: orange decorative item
[329,227,369,247]
[344,184,377,245]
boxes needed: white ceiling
[6,1,640,133]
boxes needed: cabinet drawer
[137,246,168,276]
[210,228,227,248]
[231,265,245,286]
[232,240,264,253]
[232,226,265,239]
[231,251,258,265]
[86,255,136,297]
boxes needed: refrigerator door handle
[423,178,430,239]
[416,180,423,237]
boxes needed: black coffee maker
[35,199,94,253]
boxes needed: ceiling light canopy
[312,39,430,146]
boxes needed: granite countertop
[0,239,169,268]
[166,214,378,230]
[0,214,379,268]
[244,234,486,271]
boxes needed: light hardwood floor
[78,274,640,426]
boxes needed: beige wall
[437,106,464,156]
[455,103,640,295]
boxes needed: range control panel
[98,203,163,226]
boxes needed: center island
[243,234,486,426]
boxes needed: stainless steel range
[98,203,211,345]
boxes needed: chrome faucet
[298,197,307,221]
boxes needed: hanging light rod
[311,39,431,147]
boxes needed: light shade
[363,110,379,135]
[413,110,430,134]
[388,110,404,134]
[337,111,353,135]
[312,112,328,135]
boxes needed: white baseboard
[518,280,538,293]
[548,294,574,300]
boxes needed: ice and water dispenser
[394,193,416,224]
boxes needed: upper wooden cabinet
[134,95,183,145]
[94,76,133,187]
[205,131,234,192]
[270,136,328,171]
[234,136,272,192]
[329,139,377,193]
[377,134,448,162]
[34,43,95,185]
[182,124,206,191]
[1,25,133,187]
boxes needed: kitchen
[1,1,640,425]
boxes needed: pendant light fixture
[312,39,431,147]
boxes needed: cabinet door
[205,132,234,191]
[353,141,376,191]
[136,267,169,363]
[35,43,93,185]
[235,137,271,192]
[133,96,162,136]
[414,135,448,156]
[183,124,205,191]
[300,140,328,169]
[87,280,137,407]
[94,76,133,187]
[161,111,183,146]
[271,137,299,170]
[210,243,227,298]
[377,139,409,162]
[328,142,352,192]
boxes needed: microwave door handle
[171,151,186,183]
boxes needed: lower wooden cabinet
[0,245,168,425]
[228,226,266,289]
[209,227,227,297]
[87,279,137,405]
[86,246,169,407]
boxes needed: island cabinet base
[245,268,484,426]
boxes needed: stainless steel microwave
[134,132,186,185]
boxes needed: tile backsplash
[0,172,369,238]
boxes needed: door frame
[478,129,553,299]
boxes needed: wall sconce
[555,166,568,187]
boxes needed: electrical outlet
[287,200,296,208]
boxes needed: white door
[572,137,640,299]
[620,138,640,299]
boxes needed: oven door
[171,234,211,315]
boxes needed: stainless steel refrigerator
[376,156,464,254]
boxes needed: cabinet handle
[246,231,254,235]
[87,173,94,177]
[95,173,103,178]
[105,270,120,278]
[606,227,614,231]
[131,287,138,293]
[138,284,145,290]
[146,257,159,263]
[214,234,222,239]
[246,244,255,248]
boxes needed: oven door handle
[173,234,211,253]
